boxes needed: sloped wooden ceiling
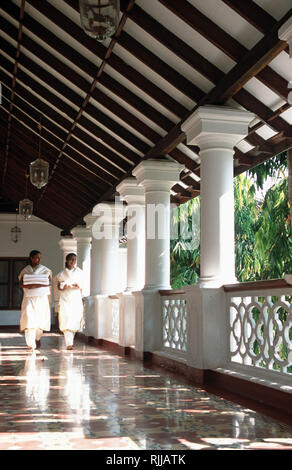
[0,0,291,230]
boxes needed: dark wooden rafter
[67,0,204,103]
[0,123,112,213]
[4,145,96,214]
[22,0,139,207]
[1,160,75,226]
[0,63,128,181]
[1,0,25,189]
[122,2,291,155]
[0,1,216,173]
[8,143,102,209]
[1,1,173,133]
[121,2,225,84]
[3,181,74,228]
[131,8,292,161]
[0,109,112,196]
[1,1,197,180]
[24,0,188,119]
[158,0,290,101]
[0,0,291,229]
[221,0,290,39]
[3,152,93,226]
[0,34,141,170]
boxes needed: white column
[92,201,125,295]
[71,225,91,297]
[132,159,183,354]
[58,236,77,269]
[182,105,254,287]
[117,177,145,291]
[84,214,102,296]
[133,159,184,291]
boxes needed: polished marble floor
[0,330,291,450]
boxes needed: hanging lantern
[79,0,120,41]
[30,119,49,189]
[19,174,33,220]
[19,198,33,221]
[30,157,49,189]
[11,211,21,243]
[11,225,21,243]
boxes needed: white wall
[0,214,63,325]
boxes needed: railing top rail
[224,278,290,292]
[159,289,186,296]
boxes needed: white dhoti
[19,264,52,349]
[63,330,75,347]
[25,328,43,350]
[54,267,84,348]
[20,295,51,332]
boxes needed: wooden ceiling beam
[1,3,149,161]
[124,3,224,84]
[4,154,92,217]
[122,2,291,156]
[159,0,291,102]
[117,30,204,103]
[0,109,115,191]
[2,2,200,174]
[0,35,142,168]
[0,110,99,186]
[2,169,75,228]
[1,0,26,189]
[2,184,72,229]
[136,36,291,159]
[3,0,174,133]
[221,0,288,37]
[8,143,101,207]
[24,0,188,119]
[0,75,126,182]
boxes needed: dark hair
[28,250,41,266]
[65,252,76,268]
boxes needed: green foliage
[170,151,292,286]
[170,198,200,289]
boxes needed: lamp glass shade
[29,158,49,189]
[19,198,33,220]
[11,225,21,243]
[79,0,120,41]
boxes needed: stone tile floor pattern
[0,331,292,450]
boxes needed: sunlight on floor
[0,332,291,450]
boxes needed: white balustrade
[226,283,292,377]
[160,291,187,355]
[110,296,120,340]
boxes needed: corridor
[0,329,291,451]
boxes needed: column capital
[71,225,92,243]
[181,106,254,150]
[279,16,292,58]
[91,201,125,241]
[58,236,77,253]
[116,177,145,206]
[92,201,125,225]
[83,214,98,230]
[132,159,184,192]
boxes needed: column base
[142,284,171,292]
[199,276,238,288]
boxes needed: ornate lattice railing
[160,290,187,354]
[109,296,119,339]
[225,280,292,376]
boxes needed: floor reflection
[0,331,291,450]
[22,352,50,411]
